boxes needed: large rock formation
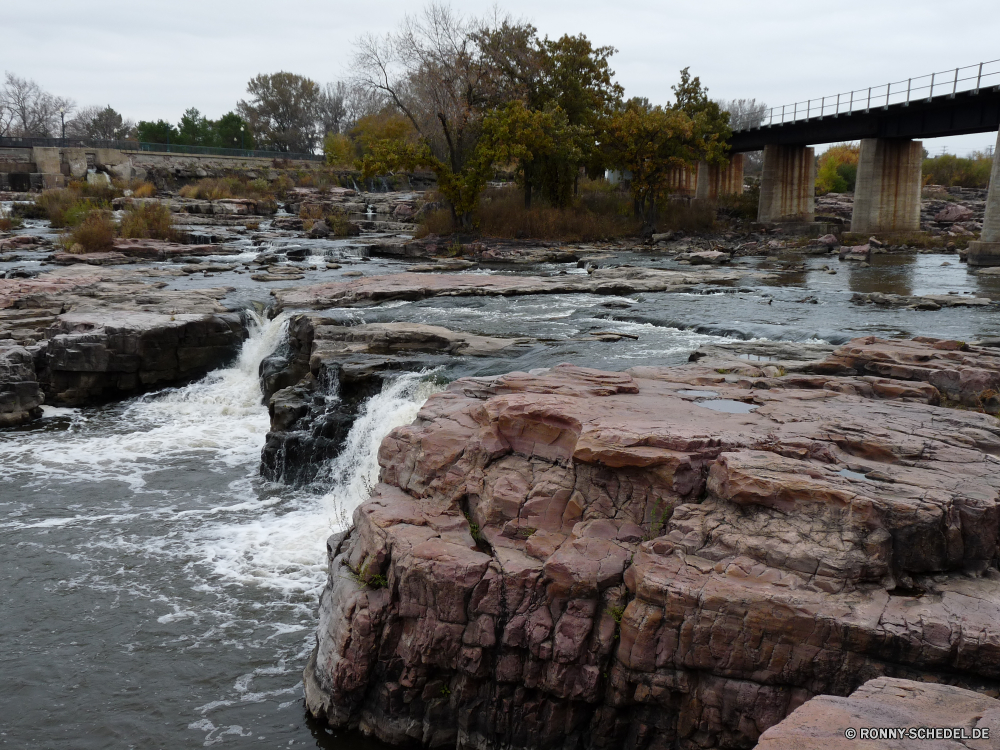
[1,265,247,414]
[756,677,1000,748]
[305,336,1000,749]
[38,309,246,405]
[260,313,532,484]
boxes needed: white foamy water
[0,307,439,748]
[190,370,439,596]
[0,311,287,489]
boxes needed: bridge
[710,60,1000,265]
[0,137,323,192]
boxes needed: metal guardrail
[735,59,1000,131]
[0,136,324,161]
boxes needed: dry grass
[414,183,724,241]
[131,181,157,198]
[657,199,718,232]
[299,203,325,231]
[120,203,176,240]
[179,175,293,202]
[460,187,639,241]
[69,211,116,252]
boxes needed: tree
[0,72,73,137]
[318,81,349,136]
[671,68,731,168]
[324,132,355,167]
[604,98,694,233]
[352,4,500,228]
[67,105,135,140]
[475,24,622,207]
[718,97,767,176]
[215,111,253,150]
[718,98,767,131]
[237,72,321,153]
[176,107,214,146]
[136,119,179,145]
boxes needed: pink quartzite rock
[305,338,1000,750]
[934,204,975,223]
[755,677,1000,749]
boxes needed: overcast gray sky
[4,0,998,155]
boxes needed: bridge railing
[0,136,324,162]
[735,58,1000,131]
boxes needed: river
[2,243,999,748]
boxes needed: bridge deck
[730,87,1000,152]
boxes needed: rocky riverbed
[3,187,1000,749]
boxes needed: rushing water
[0,314,430,749]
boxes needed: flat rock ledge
[0,266,248,420]
[273,266,760,310]
[305,336,1000,750]
[756,677,1000,749]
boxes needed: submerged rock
[305,336,1000,749]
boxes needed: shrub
[816,143,860,194]
[119,203,175,240]
[324,133,356,167]
[467,185,638,241]
[923,151,993,188]
[37,190,85,227]
[717,182,760,222]
[657,199,717,232]
[131,181,157,198]
[69,210,116,252]
[179,178,238,200]
[0,204,23,231]
[299,203,325,231]
[327,208,360,237]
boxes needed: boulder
[0,345,43,426]
[674,249,730,265]
[259,314,532,484]
[934,204,974,223]
[309,220,331,239]
[839,243,871,261]
[305,337,1000,749]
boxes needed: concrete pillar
[850,138,923,234]
[695,154,745,200]
[757,144,815,222]
[967,129,1000,266]
[667,165,697,196]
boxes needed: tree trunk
[524,179,532,209]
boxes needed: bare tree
[717,97,767,177]
[318,81,349,135]
[1,72,73,137]
[66,105,135,140]
[718,98,768,131]
[352,3,494,173]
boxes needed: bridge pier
[757,145,815,222]
[695,154,744,200]
[850,138,923,234]
[967,130,1000,267]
